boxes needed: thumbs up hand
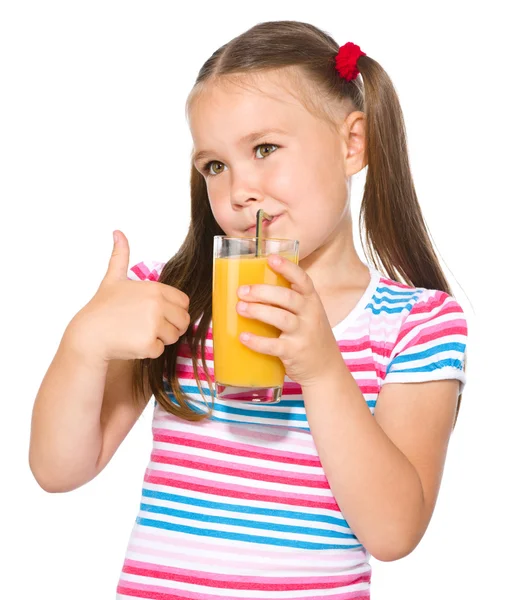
[104,230,132,282]
[66,231,191,363]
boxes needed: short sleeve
[127,260,165,282]
[382,289,468,394]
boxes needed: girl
[29,20,468,600]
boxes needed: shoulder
[127,260,166,282]
[371,271,467,327]
[374,274,468,391]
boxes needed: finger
[163,303,191,336]
[267,255,314,297]
[160,284,190,310]
[239,331,282,357]
[105,230,130,282]
[238,283,303,315]
[146,338,165,359]
[157,318,185,345]
[237,301,298,333]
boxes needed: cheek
[206,187,234,231]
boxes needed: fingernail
[238,285,250,296]
[269,255,282,266]
[237,301,248,312]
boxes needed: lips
[245,214,282,234]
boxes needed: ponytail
[356,56,465,424]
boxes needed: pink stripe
[398,312,465,340]
[194,334,385,353]
[177,340,391,363]
[345,359,386,377]
[129,264,151,280]
[347,378,378,389]
[150,451,329,487]
[174,363,380,392]
[338,335,370,350]
[338,337,388,356]
[153,429,322,466]
[129,262,163,282]
[122,558,371,589]
[410,290,447,313]
[131,530,364,562]
[401,321,467,353]
[344,357,379,368]
[176,358,382,378]
[179,345,214,361]
[144,470,338,510]
[379,276,412,289]
[118,579,369,600]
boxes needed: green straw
[255,209,273,257]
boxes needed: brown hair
[132,20,465,427]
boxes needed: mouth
[245,214,283,234]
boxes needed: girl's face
[188,71,361,261]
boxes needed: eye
[202,143,279,177]
[255,143,278,159]
[203,160,225,176]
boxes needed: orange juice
[212,254,297,388]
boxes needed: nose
[229,165,264,210]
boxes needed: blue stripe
[165,383,306,409]
[164,382,212,397]
[209,401,308,421]
[139,503,355,539]
[141,488,350,528]
[370,292,420,305]
[212,398,307,408]
[366,301,416,315]
[136,517,362,550]
[387,358,464,374]
[210,415,311,431]
[173,386,309,421]
[168,381,308,407]
[388,342,466,369]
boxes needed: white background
[1,1,506,598]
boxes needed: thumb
[105,230,130,281]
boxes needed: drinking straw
[255,209,273,257]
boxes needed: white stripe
[125,543,371,577]
[130,524,365,559]
[153,417,317,450]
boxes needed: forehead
[188,70,316,142]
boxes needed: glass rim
[213,235,298,243]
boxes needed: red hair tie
[335,42,366,81]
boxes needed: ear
[341,111,367,177]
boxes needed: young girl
[30,20,468,600]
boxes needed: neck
[299,212,370,296]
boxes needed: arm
[302,356,459,562]
[29,323,151,493]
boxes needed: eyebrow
[192,128,290,166]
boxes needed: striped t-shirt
[116,260,468,600]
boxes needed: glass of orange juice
[212,236,299,403]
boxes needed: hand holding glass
[212,236,299,403]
